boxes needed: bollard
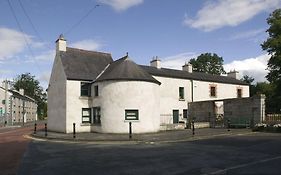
[227,119,230,132]
[192,119,195,136]
[129,122,132,139]
[34,123,37,134]
[45,123,47,137]
[73,123,76,139]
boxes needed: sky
[0,0,280,90]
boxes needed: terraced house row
[48,35,249,133]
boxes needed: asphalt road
[18,132,281,175]
[0,122,44,175]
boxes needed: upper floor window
[237,88,242,98]
[210,85,217,97]
[94,85,99,97]
[179,87,185,100]
[81,82,91,97]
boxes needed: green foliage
[189,53,226,75]
[241,75,254,85]
[261,9,281,113]
[11,73,47,120]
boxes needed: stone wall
[188,94,266,128]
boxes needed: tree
[241,75,255,96]
[189,53,226,75]
[261,9,281,113]
[241,75,255,84]
[11,73,47,119]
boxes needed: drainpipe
[191,80,194,102]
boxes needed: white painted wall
[153,76,190,124]
[192,80,249,102]
[65,80,92,133]
[47,54,67,132]
[96,81,160,133]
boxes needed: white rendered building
[48,36,249,133]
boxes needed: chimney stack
[227,70,239,79]
[56,34,66,52]
[182,63,193,73]
[150,56,161,69]
[19,89,24,96]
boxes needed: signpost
[125,109,139,139]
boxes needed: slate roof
[139,65,249,85]
[59,48,248,86]
[95,55,161,85]
[8,90,36,102]
[60,47,113,81]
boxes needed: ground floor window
[125,109,139,121]
[82,108,91,123]
[93,107,101,124]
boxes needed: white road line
[206,156,281,175]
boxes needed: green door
[173,110,179,124]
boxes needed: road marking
[206,156,281,175]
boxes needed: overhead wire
[17,0,52,49]
[64,4,100,36]
[7,0,41,71]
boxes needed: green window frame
[125,110,139,121]
[94,85,99,97]
[81,82,91,97]
[183,109,188,118]
[82,108,91,123]
[179,87,184,100]
[93,107,101,124]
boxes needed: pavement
[31,128,254,144]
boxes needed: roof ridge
[66,47,111,56]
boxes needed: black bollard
[73,123,76,139]
[227,119,230,132]
[192,119,195,136]
[34,123,37,134]
[129,122,132,139]
[45,123,47,137]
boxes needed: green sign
[125,110,139,121]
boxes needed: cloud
[161,52,198,70]
[224,54,269,82]
[0,27,46,60]
[70,39,103,51]
[159,51,269,83]
[228,28,265,40]
[99,0,143,11]
[38,71,51,90]
[0,27,31,60]
[184,0,281,31]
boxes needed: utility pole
[4,79,8,126]
[22,100,25,126]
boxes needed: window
[183,109,188,118]
[81,82,91,97]
[179,87,185,100]
[82,108,91,123]
[237,88,242,98]
[210,85,217,97]
[93,107,101,124]
[125,110,139,121]
[94,85,99,97]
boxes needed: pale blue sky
[0,0,280,89]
